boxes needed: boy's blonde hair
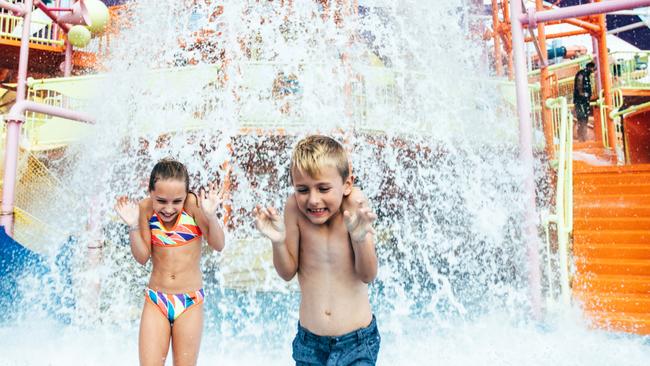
[290,135,350,182]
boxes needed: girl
[115,159,226,365]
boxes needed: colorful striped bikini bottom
[145,287,205,324]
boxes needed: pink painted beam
[0,0,24,15]
[521,0,650,25]
[6,100,96,124]
[36,1,71,32]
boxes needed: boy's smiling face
[292,164,353,225]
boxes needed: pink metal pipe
[1,0,33,235]
[592,36,602,92]
[6,100,95,123]
[510,0,542,319]
[64,40,72,76]
[0,0,24,15]
[520,0,650,25]
[2,98,94,236]
[36,1,70,32]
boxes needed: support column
[536,0,555,159]
[595,2,616,153]
[1,0,33,235]
[510,0,543,320]
[492,0,504,76]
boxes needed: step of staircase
[574,163,650,174]
[574,194,650,206]
[573,230,650,244]
[575,183,650,195]
[573,243,650,259]
[574,291,650,313]
[574,217,650,230]
[584,311,650,335]
[575,172,650,185]
[573,141,604,150]
[573,274,650,293]
[573,205,650,217]
[575,258,650,276]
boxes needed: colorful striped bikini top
[149,210,202,247]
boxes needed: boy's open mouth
[307,208,328,216]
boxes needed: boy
[254,135,381,365]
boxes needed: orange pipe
[563,17,601,33]
[540,4,601,33]
[492,0,504,76]
[525,29,590,42]
[502,0,514,79]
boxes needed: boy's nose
[308,193,320,205]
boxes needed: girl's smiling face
[291,164,353,225]
[150,179,187,226]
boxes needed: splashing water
[1,1,649,365]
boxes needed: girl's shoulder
[138,197,153,219]
[184,192,199,216]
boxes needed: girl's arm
[188,188,225,252]
[115,197,152,265]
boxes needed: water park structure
[2,0,650,364]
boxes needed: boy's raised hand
[115,196,139,228]
[343,199,377,244]
[199,181,226,218]
[253,205,286,244]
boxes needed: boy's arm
[343,187,378,284]
[187,192,225,252]
[273,197,300,281]
[254,197,300,281]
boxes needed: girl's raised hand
[115,196,139,228]
[199,181,225,218]
[343,199,377,244]
[253,205,286,244]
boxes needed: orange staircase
[572,145,650,335]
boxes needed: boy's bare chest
[298,220,353,262]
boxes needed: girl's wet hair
[148,158,190,192]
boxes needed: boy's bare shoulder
[285,193,298,211]
[348,186,366,199]
[343,186,367,207]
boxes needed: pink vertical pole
[64,40,72,76]
[1,0,33,235]
[510,0,542,319]
[592,35,602,92]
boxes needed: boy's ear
[343,175,354,196]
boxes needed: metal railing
[0,6,65,49]
[610,50,650,89]
[544,96,573,306]
[595,87,624,151]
